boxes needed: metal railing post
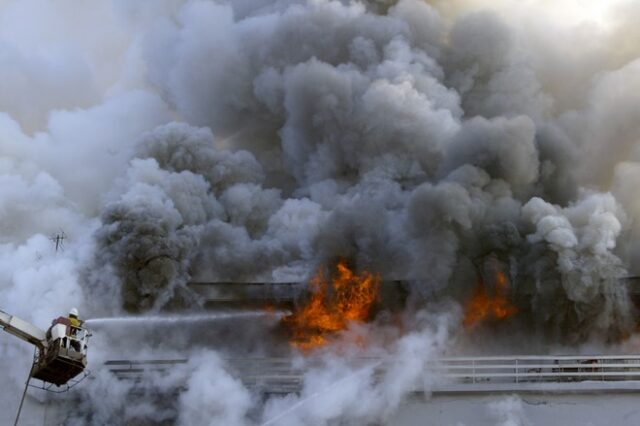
[472,359,475,384]
[601,358,604,382]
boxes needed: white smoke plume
[1,0,640,424]
[487,395,530,426]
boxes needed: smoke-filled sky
[1,0,640,424]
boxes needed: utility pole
[50,231,66,252]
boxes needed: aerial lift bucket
[31,320,90,387]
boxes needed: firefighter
[68,308,83,352]
[68,308,83,329]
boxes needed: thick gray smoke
[86,0,637,337]
[2,0,640,424]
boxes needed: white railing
[105,355,640,393]
[429,355,640,385]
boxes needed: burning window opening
[463,268,518,328]
[282,259,381,351]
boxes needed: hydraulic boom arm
[0,309,46,350]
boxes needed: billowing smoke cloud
[2,0,640,424]
[487,395,530,426]
[89,0,637,334]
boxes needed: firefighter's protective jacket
[69,316,82,328]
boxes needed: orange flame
[282,259,380,350]
[463,270,518,328]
